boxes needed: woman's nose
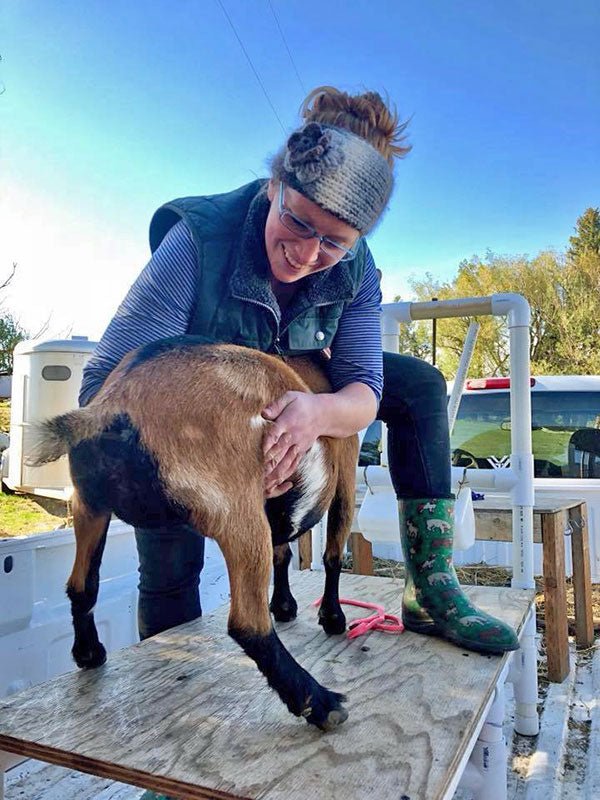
[291,236,321,266]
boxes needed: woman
[81,86,517,654]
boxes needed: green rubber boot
[400,498,519,654]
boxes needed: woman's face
[264,180,360,285]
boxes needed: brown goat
[29,337,359,731]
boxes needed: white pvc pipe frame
[381,292,535,590]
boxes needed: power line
[266,0,306,95]
[215,0,287,135]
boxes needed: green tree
[399,248,595,378]
[553,247,600,373]
[568,207,600,260]
[390,208,600,378]
[0,264,27,374]
[0,314,26,373]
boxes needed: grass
[0,491,69,538]
[0,399,70,538]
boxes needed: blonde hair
[300,85,411,166]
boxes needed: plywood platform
[0,572,533,800]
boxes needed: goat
[28,336,359,731]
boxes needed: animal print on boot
[400,498,519,654]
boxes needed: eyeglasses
[278,183,356,262]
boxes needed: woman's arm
[79,221,197,406]
[327,246,383,402]
[263,247,383,496]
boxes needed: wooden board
[541,511,570,681]
[473,494,584,543]
[473,493,584,515]
[0,573,533,800]
[569,502,595,648]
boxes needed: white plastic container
[357,468,475,555]
[4,337,98,499]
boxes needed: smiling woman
[278,182,357,261]
[76,84,518,656]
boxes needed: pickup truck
[359,375,600,581]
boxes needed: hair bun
[300,85,411,165]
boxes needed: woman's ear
[267,179,277,202]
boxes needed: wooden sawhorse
[472,494,594,682]
[351,494,595,683]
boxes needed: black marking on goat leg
[269,546,298,622]
[266,490,327,545]
[68,530,108,669]
[229,627,348,730]
[318,554,346,635]
[266,491,302,545]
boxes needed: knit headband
[277,122,394,235]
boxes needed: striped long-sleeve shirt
[79,220,384,406]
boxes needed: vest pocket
[286,305,343,351]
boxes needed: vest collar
[229,186,359,322]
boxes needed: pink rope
[312,596,404,640]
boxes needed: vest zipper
[232,295,283,355]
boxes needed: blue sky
[2,0,599,339]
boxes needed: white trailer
[1,337,98,500]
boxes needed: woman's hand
[262,392,323,499]
[261,382,377,500]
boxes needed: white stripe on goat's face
[290,440,328,535]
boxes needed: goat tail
[25,406,109,466]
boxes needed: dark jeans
[379,351,451,499]
[135,523,205,640]
[134,352,450,638]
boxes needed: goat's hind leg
[318,513,347,635]
[67,491,111,669]
[319,442,358,635]
[212,508,348,730]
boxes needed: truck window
[451,391,600,478]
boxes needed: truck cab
[451,376,600,479]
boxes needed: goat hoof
[318,612,346,636]
[321,706,349,731]
[270,598,298,622]
[72,642,107,669]
[302,688,348,731]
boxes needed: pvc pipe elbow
[381,302,413,329]
[491,293,531,327]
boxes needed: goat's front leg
[214,512,348,731]
[269,543,298,622]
